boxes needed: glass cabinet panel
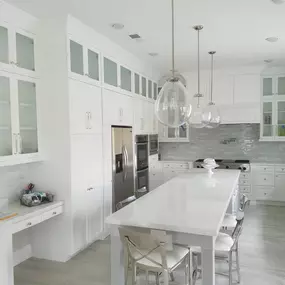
[70,40,84,75]
[153,83,158,100]
[88,49,99,81]
[18,80,38,154]
[142,77,147,97]
[148,80,152,99]
[120,66,132,92]
[179,125,187,138]
[278,77,285,96]
[135,73,140,95]
[277,101,285,137]
[263,78,273,96]
[0,76,12,156]
[262,102,273,137]
[16,33,35,71]
[168,127,175,138]
[104,57,117,87]
[0,26,9,64]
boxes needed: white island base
[106,169,240,285]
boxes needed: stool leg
[236,243,241,283]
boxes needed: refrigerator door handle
[124,145,129,181]
[122,145,127,181]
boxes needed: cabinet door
[69,79,102,134]
[277,76,285,96]
[134,73,140,95]
[148,80,153,99]
[134,98,144,134]
[17,79,38,154]
[262,77,274,97]
[276,101,285,139]
[141,77,147,97]
[261,101,274,139]
[104,57,118,88]
[0,24,9,67]
[153,83,158,100]
[120,66,132,92]
[87,48,100,82]
[0,74,13,157]
[15,30,35,72]
[70,40,84,76]
[275,173,285,201]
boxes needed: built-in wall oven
[135,135,149,198]
[149,134,158,155]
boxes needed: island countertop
[106,169,240,236]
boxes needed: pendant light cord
[171,0,175,78]
[210,53,213,103]
[197,29,200,95]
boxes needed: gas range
[193,159,251,172]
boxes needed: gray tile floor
[15,205,285,285]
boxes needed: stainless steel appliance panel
[149,134,158,155]
[112,127,134,212]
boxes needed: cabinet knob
[264,178,267,181]
[282,168,284,171]
[52,211,57,215]
[264,168,266,170]
[26,222,32,226]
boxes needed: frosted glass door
[148,80,152,99]
[104,57,117,87]
[120,66,131,92]
[16,33,35,71]
[153,83,158,100]
[0,26,9,64]
[277,101,285,137]
[70,40,84,75]
[18,80,38,154]
[0,76,12,156]
[142,77,147,97]
[263,77,273,96]
[88,49,99,81]
[135,73,140,95]
[262,102,273,137]
[277,76,285,96]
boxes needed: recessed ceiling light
[264,59,273,63]
[265,37,279,42]
[271,0,285,4]
[111,23,124,30]
[149,52,159,57]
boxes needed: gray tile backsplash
[159,124,285,163]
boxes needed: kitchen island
[106,169,240,285]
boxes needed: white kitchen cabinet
[68,38,100,86]
[103,57,118,89]
[149,169,164,191]
[159,123,190,142]
[274,173,285,201]
[0,21,37,78]
[260,74,285,141]
[0,70,40,166]
[70,134,103,251]
[69,79,102,135]
[133,98,146,134]
[102,88,133,126]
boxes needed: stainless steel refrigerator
[112,127,134,212]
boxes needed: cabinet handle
[264,178,267,181]
[13,133,18,154]
[88,112,92,129]
[264,168,267,171]
[85,112,89,129]
[26,222,32,226]
[52,211,57,215]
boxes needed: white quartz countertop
[106,169,240,236]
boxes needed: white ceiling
[6,0,285,73]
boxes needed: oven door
[135,168,149,198]
[136,142,149,170]
[149,137,158,155]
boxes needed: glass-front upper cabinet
[277,76,285,96]
[104,57,118,87]
[277,101,285,138]
[120,66,132,92]
[153,83,158,100]
[0,25,9,65]
[0,75,12,157]
[148,80,152,99]
[135,73,140,95]
[262,102,273,138]
[87,49,99,81]
[142,77,147,97]
[16,32,35,71]
[70,40,84,75]
[262,77,273,96]
[17,80,38,154]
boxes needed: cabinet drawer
[42,206,63,222]
[254,186,275,200]
[275,165,285,173]
[239,186,251,194]
[239,173,250,180]
[163,163,188,169]
[12,215,42,234]
[239,179,250,186]
[252,173,274,186]
[253,165,274,173]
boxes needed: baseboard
[13,244,32,266]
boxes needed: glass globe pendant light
[189,25,207,129]
[202,51,221,128]
[155,0,192,128]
